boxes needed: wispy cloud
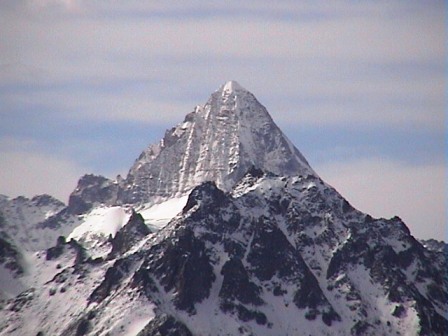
[1,1,443,128]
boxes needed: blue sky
[0,1,445,240]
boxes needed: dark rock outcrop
[137,314,193,336]
[68,174,120,215]
[108,210,150,258]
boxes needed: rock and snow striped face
[124,81,315,204]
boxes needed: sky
[0,1,445,240]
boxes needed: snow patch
[221,80,246,93]
[139,196,188,231]
[68,206,131,244]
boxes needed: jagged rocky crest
[0,81,446,336]
[108,210,150,259]
[0,194,74,253]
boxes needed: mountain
[419,239,448,254]
[0,194,82,300]
[0,194,68,252]
[65,81,315,210]
[122,80,314,203]
[0,81,446,335]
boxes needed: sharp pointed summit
[123,81,315,203]
[220,80,246,93]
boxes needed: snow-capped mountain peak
[220,80,246,93]
[123,81,315,204]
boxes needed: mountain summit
[220,79,246,92]
[123,81,314,203]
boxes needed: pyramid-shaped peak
[220,80,247,93]
[124,82,315,203]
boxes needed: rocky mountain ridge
[1,169,446,335]
[65,80,316,210]
[0,194,73,253]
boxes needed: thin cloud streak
[0,2,443,129]
[0,59,443,129]
[1,2,443,71]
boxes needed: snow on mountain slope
[68,206,131,252]
[138,195,188,231]
[0,246,105,335]
[0,235,85,303]
[64,196,188,259]
[0,194,69,252]
[0,194,82,300]
[122,81,314,204]
[1,171,446,335]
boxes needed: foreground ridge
[1,172,446,335]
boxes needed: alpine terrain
[0,81,446,336]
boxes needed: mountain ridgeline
[0,81,446,336]
[68,81,315,213]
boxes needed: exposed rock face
[108,210,150,258]
[137,314,193,336]
[52,172,442,335]
[122,81,314,204]
[45,236,87,264]
[0,234,23,276]
[0,195,73,252]
[52,81,315,214]
[136,226,216,314]
[67,174,120,214]
[419,238,447,253]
